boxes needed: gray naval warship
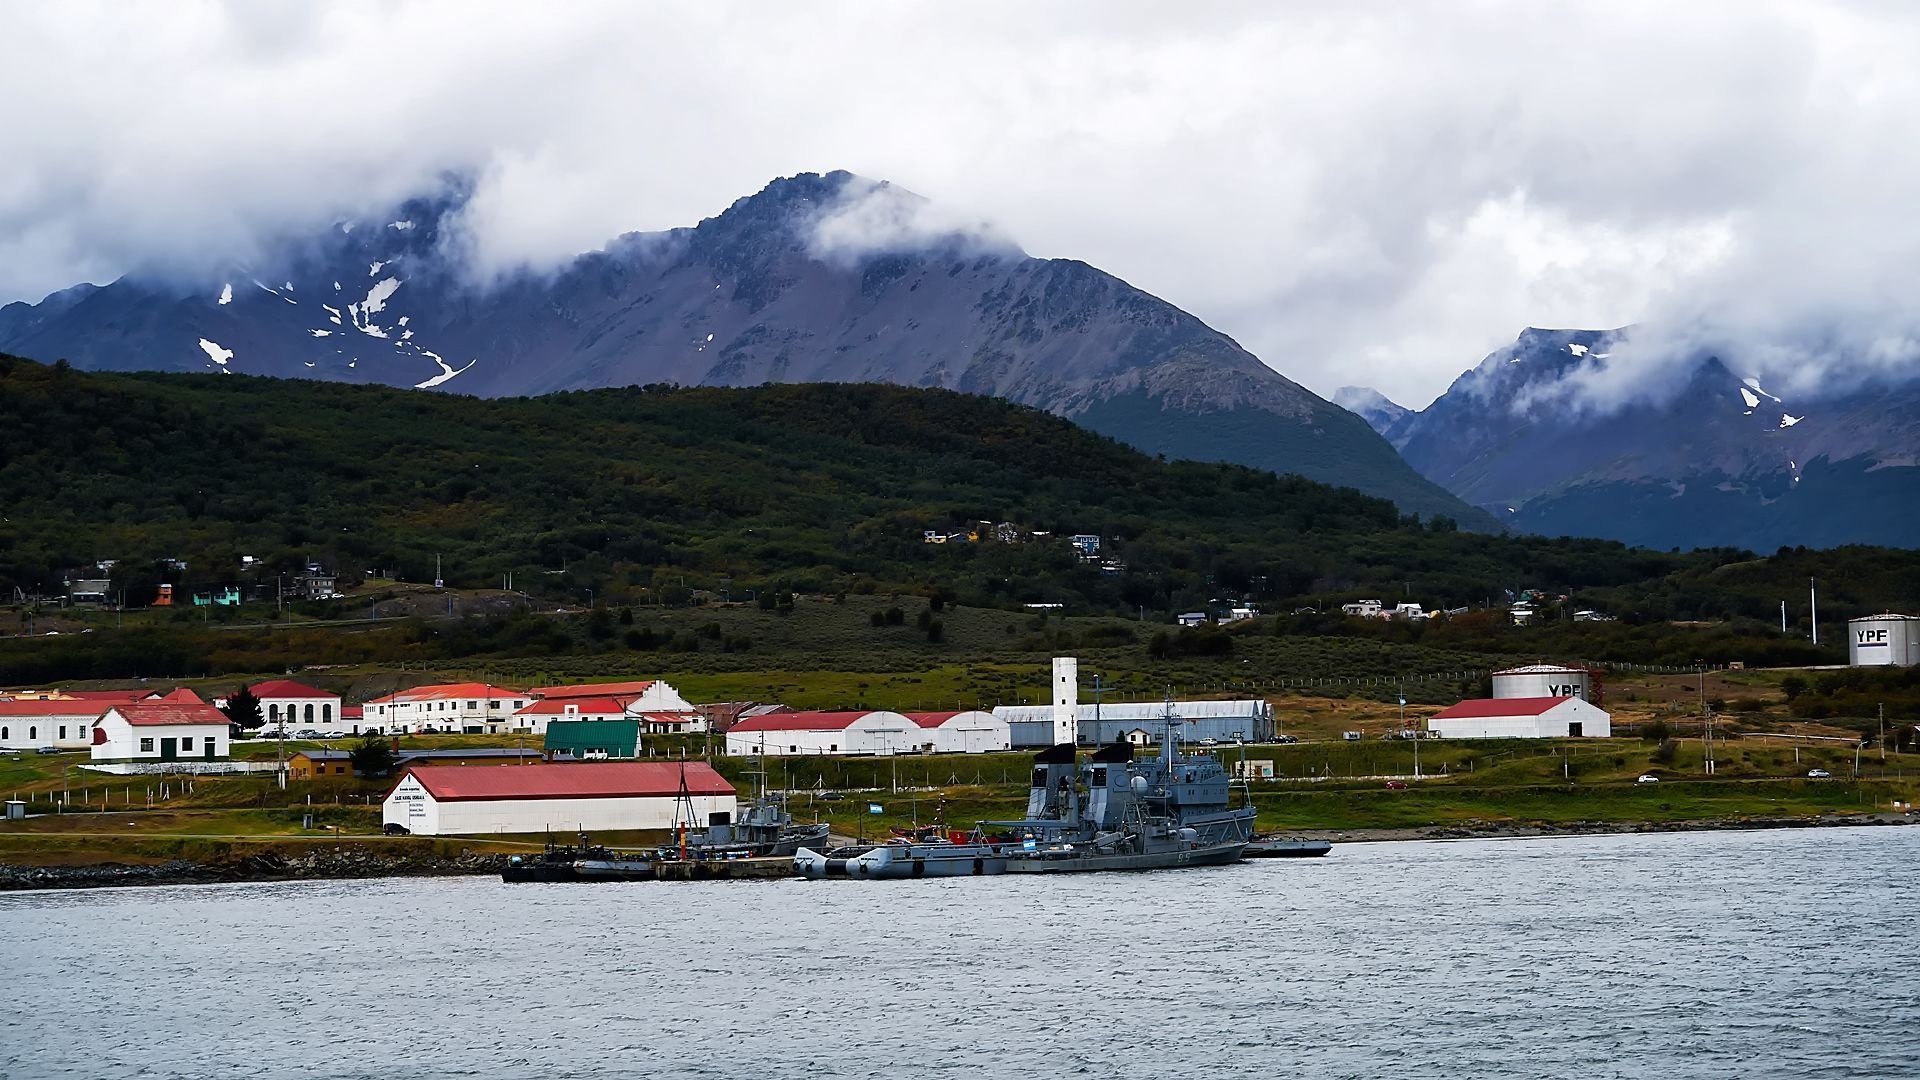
[794,701,1255,878]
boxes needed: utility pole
[1880,703,1886,763]
[1810,578,1818,645]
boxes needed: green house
[543,718,642,760]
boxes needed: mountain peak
[1333,385,1412,439]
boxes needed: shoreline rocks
[0,847,509,891]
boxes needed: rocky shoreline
[4,813,1911,891]
[0,847,510,892]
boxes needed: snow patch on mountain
[362,278,401,317]
[217,283,232,305]
[1567,343,1588,356]
[413,350,475,389]
[197,338,233,369]
[1780,413,1803,428]
[1739,386,1761,408]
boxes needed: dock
[650,856,794,881]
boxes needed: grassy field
[5,727,1914,867]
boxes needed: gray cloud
[3,1,1917,407]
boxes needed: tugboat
[796,696,1255,878]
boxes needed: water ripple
[2,827,1917,1078]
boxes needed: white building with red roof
[522,679,702,733]
[92,702,232,761]
[1426,696,1611,740]
[247,679,342,730]
[381,760,736,836]
[511,695,631,735]
[362,682,531,735]
[528,680,694,711]
[723,710,923,756]
[0,699,108,750]
[903,711,1010,754]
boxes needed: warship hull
[1002,839,1248,874]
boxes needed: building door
[205,740,217,760]
[1568,722,1583,738]
[160,737,178,761]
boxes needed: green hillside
[1,354,1916,631]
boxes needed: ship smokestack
[1052,656,1078,746]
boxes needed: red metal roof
[144,687,206,704]
[248,679,334,700]
[402,761,734,801]
[904,711,960,729]
[1431,696,1573,719]
[110,702,230,727]
[0,699,108,717]
[342,705,363,719]
[727,710,873,733]
[636,712,698,726]
[529,681,655,700]
[516,697,630,715]
[364,682,526,705]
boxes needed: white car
[1807,769,1831,779]
[1636,773,1660,784]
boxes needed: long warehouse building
[382,761,736,836]
[994,700,1275,747]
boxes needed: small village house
[91,702,231,761]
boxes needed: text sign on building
[1858,629,1889,647]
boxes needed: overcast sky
[5,1,1918,407]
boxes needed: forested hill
[1,354,1916,623]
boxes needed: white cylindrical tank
[1492,664,1591,700]
[1848,614,1920,667]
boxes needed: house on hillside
[523,680,702,733]
[362,683,530,734]
[250,679,342,729]
[512,695,629,736]
[92,703,231,761]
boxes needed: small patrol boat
[1244,837,1333,858]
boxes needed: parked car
[34,746,60,755]
[1636,773,1660,784]
[1276,734,1299,744]
[1807,768,1831,779]
[818,791,844,801]
[1384,779,1408,790]
[383,823,410,836]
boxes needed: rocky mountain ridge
[0,171,1483,524]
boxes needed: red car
[1384,780,1408,790]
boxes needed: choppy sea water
[3,826,1916,1079]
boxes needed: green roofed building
[544,718,642,761]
